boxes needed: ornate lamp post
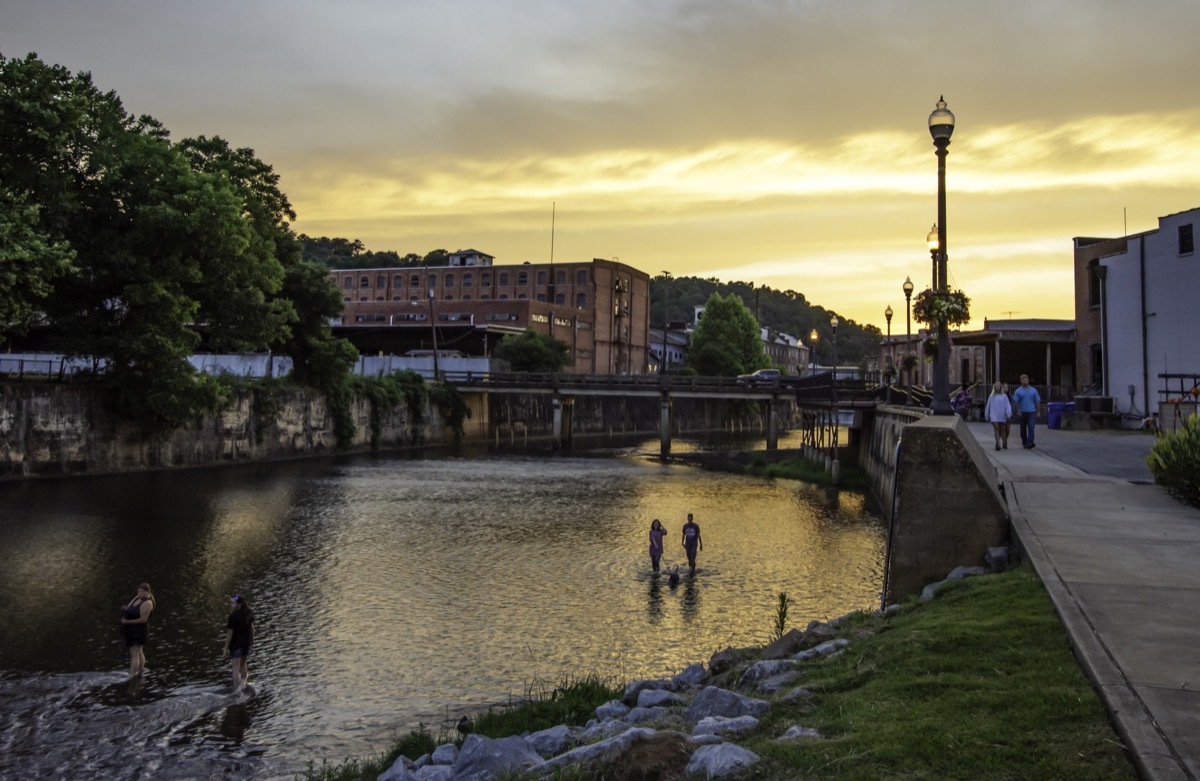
[829,314,840,481]
[830,314,839,400]
[428,287,439,380]
[903,276,914,405]
[809,328,818,375]
[928,96,955,415]
[884,305,894,403]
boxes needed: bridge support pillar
[551,397,574,451]
[766,400,779,451]
[659,396,672,457]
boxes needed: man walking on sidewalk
[1013,374,1041,449]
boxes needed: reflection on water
[0,440,883,779]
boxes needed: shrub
[1147,413,1200,507]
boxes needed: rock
[755,670,800,694]
[377,754,418,781]
[581,717,629,741]
[883,603,904,616]
[636,688,685,709]
[684,686,770,723]
[794,638,849,661]
[802,621,837,646]
[686,743,761,778]
[781,686,813,702]
[622,678,676,705]
[687,733,725,746]
[707,647,747,676]
[595,699,631,720]
[736,659,796,689]
[693,715,759,737]
[625,706,673,724]
[947,565,986,581]
[536,726,656,772]
[986,546,1010,572]
[761,628,807,659]
[411,754,430,769]
[450,734,543,781]
[674,663,707,686]
[525,724,572,758]
[776,725,822,741]
[430,743,457,765]
[413,766,453,781]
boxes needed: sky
[5,0,1200,333]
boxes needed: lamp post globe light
[884,305,894,404]
[928,95,955,415]
[903,275,914,405]
[809,328,818,375]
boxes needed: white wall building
[1075,206,1200,427]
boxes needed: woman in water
[224,594,255,693]
[119,583,155,679]
[648,519,667,571]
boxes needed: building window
[360,276,369,288]
[375,296,384,302]
[499,294,509,300]
[517,272,528,286]
[1181,224,1194,255]
[576,292,587,307]
[428,274,436,289]
[576,269,587,285]
[411,274,420,287]
[499,272,509,286]
[343,277,353,290]
[393,275,403,287]
[536,293,546,302]
[445,273,455,287]
[376,274,386,287]
[463,273,472,287]
[343,296,351,302]
[481,273,491,288]
[557,270,566,285]
[359,296,368,302]
[518,293,527,300]
[444,294,454,301]
[462,294,471,301]
[555,293,565,305]
[537,271,547,285]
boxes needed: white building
[1074,206,1200,428]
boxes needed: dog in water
[667,565,680,588]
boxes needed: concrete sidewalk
[964,422,1200,781]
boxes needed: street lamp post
[884,305,893,404]
[830,314,839,403]
[928,95,955,415]
[829,314,840,482]
[903,276,914,405]
[809,329,818,375]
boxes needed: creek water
[0,435,884,779]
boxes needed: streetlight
[928,95,955,415]
[829,314,840,483]
[809,328,818,375]
[903,276,914,405]
[830,314,839,393]
[884,305,893,404]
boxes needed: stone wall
[0,384,451,480]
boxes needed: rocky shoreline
[377,565,991,781]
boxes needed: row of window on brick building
[339,269,589,306]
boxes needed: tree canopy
[492,330,571,373]
[685,292,768,376]
[0,52,351,429]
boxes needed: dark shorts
[229,645,251,660]
[123,624,148,648]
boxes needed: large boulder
[450,734,543,781]
[674,663,708,686]
[430,743,457,765]
[707,646,752,676]
[761,628,807,659]
[693,715,759,737]
[636,688,685,709]
[536,726,657,772]
[736,660,796,689]
[622,678,676,705]
[684,686,770,723]
[595,699,631,720]
[686,743,761,778]
[524,724,573,758]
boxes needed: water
[0,438,884,779]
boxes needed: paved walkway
[964,422,1200,781]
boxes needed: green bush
[1148,413,1200,507]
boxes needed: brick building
[330,251,652,375]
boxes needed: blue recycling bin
[1047,401,1066,429]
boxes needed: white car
[736,369,781,386]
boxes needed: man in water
[681,513,703,573]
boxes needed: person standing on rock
[681,513,703,574]
[648,519,667,571]
[120,582,155,680]
[1013,374,1041,449]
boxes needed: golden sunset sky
[6,1,1200,332]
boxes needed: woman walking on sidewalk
[985,382,1012,450]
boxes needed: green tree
[493,330,571,373]
[0,189,74,340]
[685,292,767,376]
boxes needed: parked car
[736,368,781,387]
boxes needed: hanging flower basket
[912,288,971,326]
[900,353,919,371]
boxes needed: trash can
[1047,401,1066,429]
